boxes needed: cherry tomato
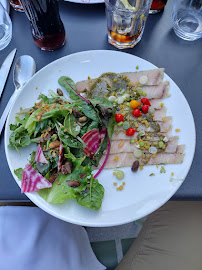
[141,97,151,106]
[142,105,149,114]
[132,109,142,117]
[126,128,136,136]
[130,100,141,109]
[115,113,123,122]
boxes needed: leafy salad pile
[9,76,116,210]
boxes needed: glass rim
[104,0,151,14]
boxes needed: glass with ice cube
[105,0,152,49]
[172,0,202,41]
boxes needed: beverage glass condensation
[172,0,202,41]
[149,0,167,14]
[105,0,152,49]
[0,3,12,50]
[9,0,24,12]
[20,0,66,51]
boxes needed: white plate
[5,50,195,227]
[64,0,104,4]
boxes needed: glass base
[173,28,201,41]
[149,9,162,14]
[108,33,141,49]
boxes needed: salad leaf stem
[94,131,110,179]
[64,79,91,104]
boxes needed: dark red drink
[150,0,168,14]
[20,0,66,51]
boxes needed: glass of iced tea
[9,0,24,12]
[149,0,168,14]
[105,0,152,49]
[19,0,66,51]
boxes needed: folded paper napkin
[0,0,10,12]
[0,206,106,270]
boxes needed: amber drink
[105,0,152,49]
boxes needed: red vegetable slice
[82,129,100,157]
[99,128,107,140]
[35,144,48,164]
[94,131,110,179]
[58,142,64,171]
[82,128,107,157]
[21,164,52,193]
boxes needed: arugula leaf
[38,94,60,105]
[8,126,31,150]
[10,123,19,131]
[34,119,55,137]
[75,177,104,210]
[64,113,80,137]
[14,168,23,179]
[58,76,81,101]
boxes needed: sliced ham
[97,145,185,169]
[35,144,48,164]
[140,81,170,99]
[21,164,52,193]
[121,68,164,86]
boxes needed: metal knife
[0,48,17,99]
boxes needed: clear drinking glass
[172,0,202,41]
[0,3,12,50]
[105,0,152,49]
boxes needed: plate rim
[4,50,196,227]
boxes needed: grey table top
[0,0,202,201]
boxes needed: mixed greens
[9,76,116,210]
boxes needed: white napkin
[0,0,10,13]
[0,206,106,270]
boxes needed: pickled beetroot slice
[99,128,107,140]
[58,142,64,171]
[21,164,52,193]
[94,131,110,179]
[82,129,100,156]
[35,144,48,164]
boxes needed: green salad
[9,76,116,210]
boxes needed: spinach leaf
[14,168,23,179]
[87,120,99,132]
[93,135,108,167]
[75,177,104,210]
[107,115,116,139]
[58,76,81,101]
[57,125,84,149]
[82,103,99,122]
[8,126,31,150]
[64,113,80,137]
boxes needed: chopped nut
[114,156,119,161]
[49,140,60,149]
[67,180,80,188]
[79,173,86,179]
[118,141,125,148]
[78,116,87,123]
[57,88,63,96]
